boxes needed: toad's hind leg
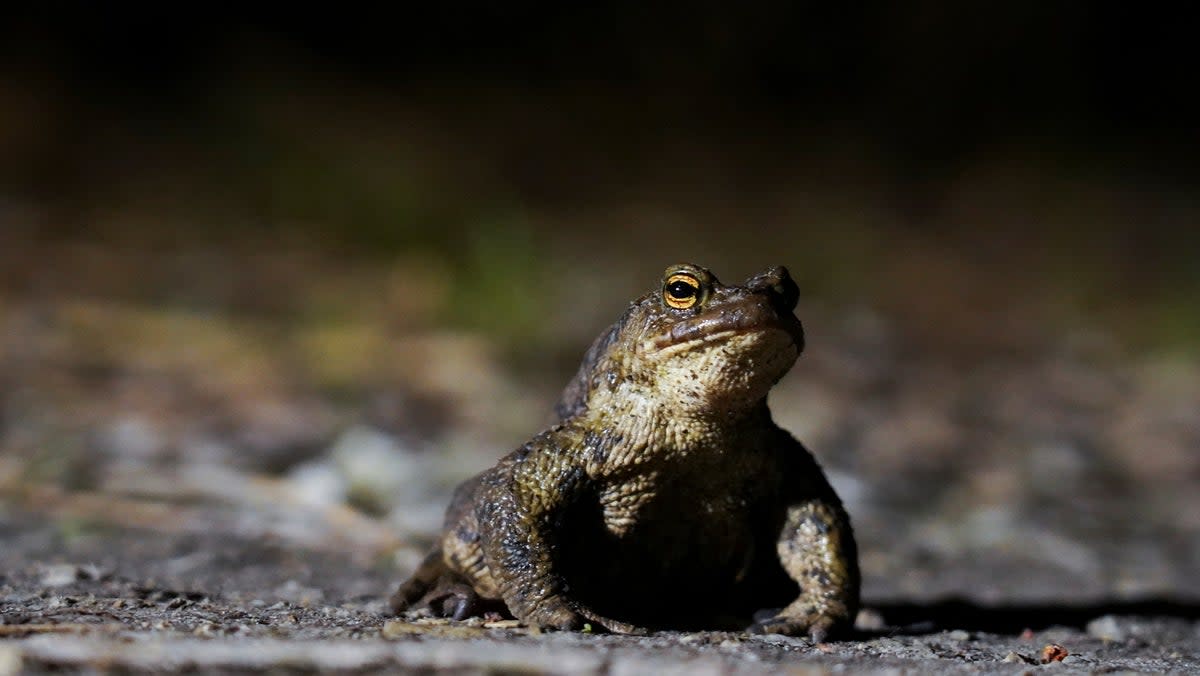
[390,548,506,621]
[389,549,445,613]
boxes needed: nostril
[760,269,798,312]
[746,266,799,311]
[772,275,799,312]
[746,266,786,291]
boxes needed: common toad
[391,264,859,640]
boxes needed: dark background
[3,4,1199,346]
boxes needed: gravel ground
[2,512,1198,674]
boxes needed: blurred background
[1,4,1197,607]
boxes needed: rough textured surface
[1,513,1198,674]
[391,264,858,639]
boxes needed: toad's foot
[517,599,648,634]
[576,607,649,635]
[518,597,590,632]
[747,601,853,642]
[419,582,505,621]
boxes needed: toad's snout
[745,266,800,314]
[744,266,804,352]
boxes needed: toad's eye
[663,273,702,309]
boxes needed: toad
[390,264,859,640]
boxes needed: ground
[2,512,1197,674]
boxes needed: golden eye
[663,273,702,309]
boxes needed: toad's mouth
[648,298,804,353]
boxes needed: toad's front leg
[750,499,860,641]
[473,443,644,634]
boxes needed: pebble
[98,416,165,460]
[381,620,413,638]
[854,608,887,631]
[0,645,21,676]
[482,620,522,629]
[1040,643,1069,663]
[286,460,347,508]
[1003,651,1035,664]
[193,623,219,637]
[38,564,80,587]
[330,425,425,512]
[1086,615,1125,641]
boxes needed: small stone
[286,460,347,508]
[854,608,887,631]
[1003,651,1036,664]
[947,629,970,641]
[1086,615,1126,641]
[98,417,165,460]
[382,620,434,638]
[1040,643,1069,663]
[330,425,426,514]
[481,619,522,629]
[193,623,218,637]
[39,564,80,587]
[0,645,22,676]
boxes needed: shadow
[867,597,1200,635]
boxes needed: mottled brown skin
[391,264,860,640]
